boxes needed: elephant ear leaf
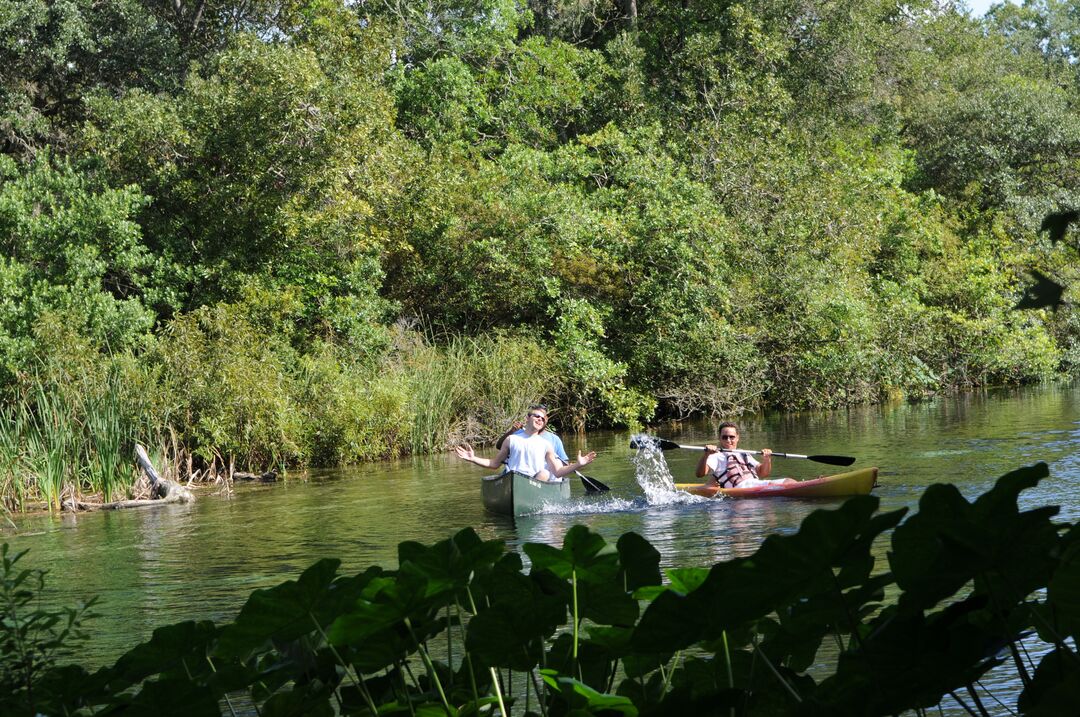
[1014,270,1064,311]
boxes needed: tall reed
[407,342,472,455]
[78,367,131,503]
[0,406,24,514]
[24,385,75,512]
[406,333,562,454]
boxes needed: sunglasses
[528,413,547,420]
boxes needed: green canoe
[481,470,572,516]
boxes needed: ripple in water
[630,435,707,506]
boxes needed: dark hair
[528,404,548,414]
[718,421,738,434]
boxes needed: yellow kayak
[674,467,878,499]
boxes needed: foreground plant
[4,463,1079,715]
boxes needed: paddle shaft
[672,443,808,460]
[631,436,855,467]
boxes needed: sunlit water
[3,382,1079,713]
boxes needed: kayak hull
[675,467,878,499]
[482,470,571,516]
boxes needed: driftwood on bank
[234,470,278,482]
[63,445,195,511]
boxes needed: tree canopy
[2,0,1079,474]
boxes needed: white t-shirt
[505,433,553,477]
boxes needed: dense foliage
[3,0,1080,505]
[4,463,1079,715]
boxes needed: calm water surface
[4,382,1079,686]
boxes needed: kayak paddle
[577,471,611,493]
[629,435,856,467]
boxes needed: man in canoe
[695,422,797,489]
[494,404,569,476]
[456,406,596,481]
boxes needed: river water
[3,382,1079,705]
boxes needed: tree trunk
[621,0,638,30]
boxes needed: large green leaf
[541,668,639,716]
[633,498,901,651]
[1018,647,1080,716]
[465,558,567,670]
[1047,527,1080,641]
[216,560,379,659]
[890,463,1056,614]
[120,676,223,716]
[811,596,1012,713]
[524,524,617,581]
[616,532,662,591]
[108,620,218,687]
[397,527,506,600]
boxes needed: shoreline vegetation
[3,464,1076,716]
[4,1,1080,512]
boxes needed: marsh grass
[78,368,132,503]
[407,341,473,455]
[0,363,140,511]
[0,406,24,513]
[0,327,575,510]
[406,334,561,454]
[24,385,75,512]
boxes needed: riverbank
[0,337,1072,516]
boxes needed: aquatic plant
[0,544,97,715]
[4,463,1078,715]
[22,385,74,512]
[76,367,132,503]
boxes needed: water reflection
[1,381,1078,670]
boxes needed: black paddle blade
[629,435,679,451]
[578,473,611,493]
[808,454,856,467]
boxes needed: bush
[148,302,304,472]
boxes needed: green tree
[82,33,407,352]
[0,153,156,385]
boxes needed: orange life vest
[717,452,756,488]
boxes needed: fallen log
[135,444,193,502]
[62,445,195,511]
[234,470,278,482]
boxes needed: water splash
[630,434,706,505]
[537,495,639,515]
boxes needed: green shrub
[149,302,304,471]
[295,346,411,465]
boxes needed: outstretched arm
[455,442,510,470]
[553,450,598,478]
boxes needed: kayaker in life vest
[694,422,797,489]
[455,406,596,482]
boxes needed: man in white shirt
[455,406,595,481]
